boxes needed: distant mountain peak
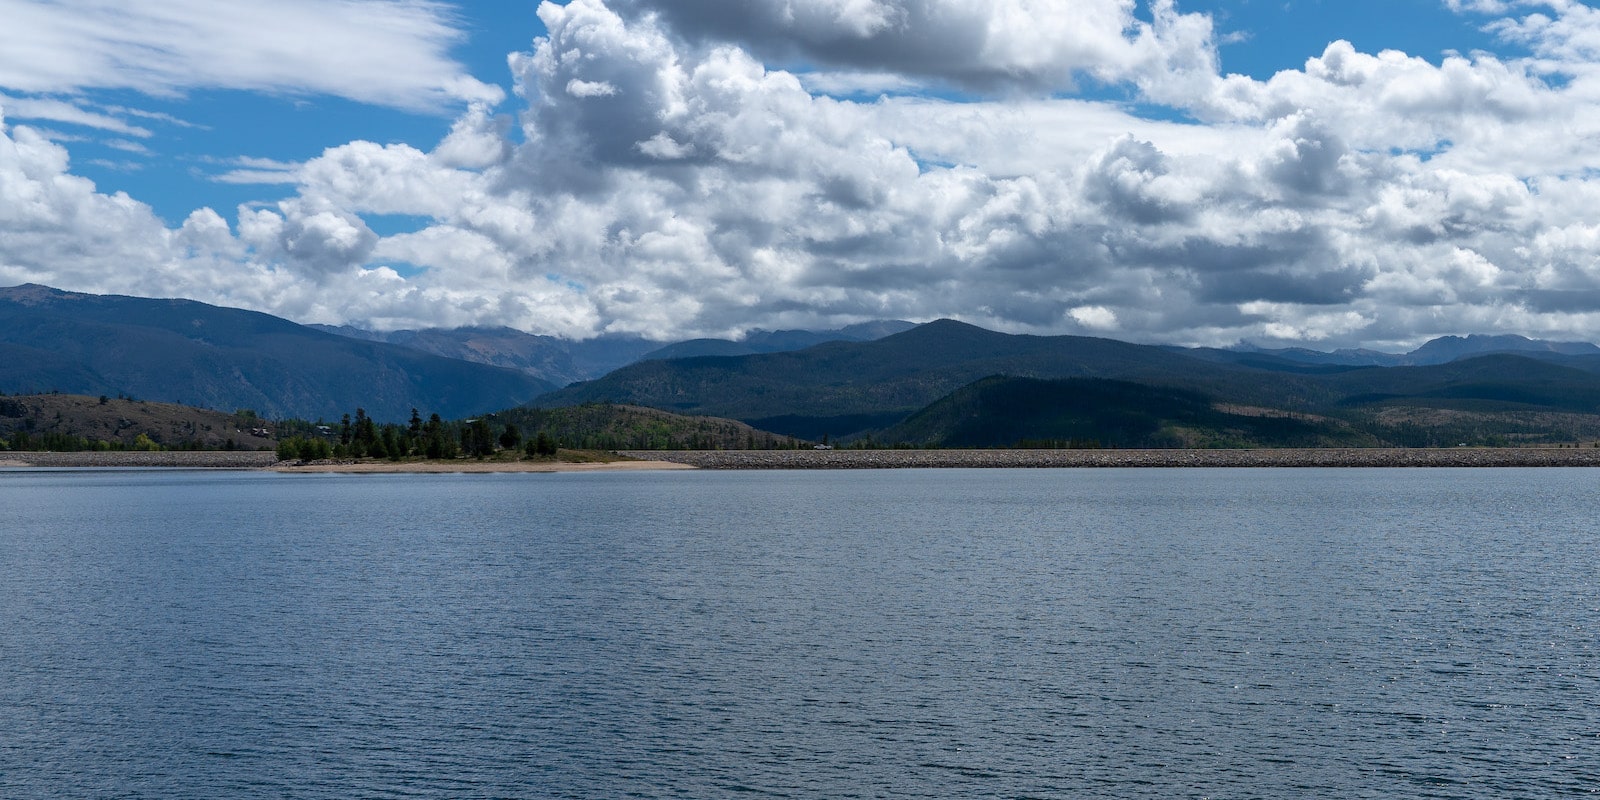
[1409,332,1600,362]
[875,319,1022,353]
[1228,331,1600,367]
[0,283,79,305]
[918,318,982,330]
[889,318,999,340]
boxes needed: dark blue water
[1,468,1597,799]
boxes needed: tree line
[275,408,560,462]
[0,392,805,458]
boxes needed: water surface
[1,468,1596,798]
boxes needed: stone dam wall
[616,448,1600,469]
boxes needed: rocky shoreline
[615,447,1600,469]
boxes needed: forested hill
[534,319,1600,444]
[533,319,1331,437]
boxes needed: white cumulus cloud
[12,0,1600,350]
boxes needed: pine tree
[531,430,557,457]
[463,418,495,458]
[499,423,522,451]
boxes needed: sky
[3,1,1600,350]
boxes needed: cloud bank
[6,0,1600,349]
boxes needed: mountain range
[635,320,918,362]
[9,283,1600,446]
[1225,334,1600,367]
[536,319,1600,445]
[0,284,913,422]
[0,285,550,422]
[309,319,918,384]
[307,324,660,387]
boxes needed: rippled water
[1,467,1597,798]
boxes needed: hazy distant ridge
[1232,333,1600,367]
[311,320,917,385]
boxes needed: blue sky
[3,0,1600,348]
[56,0,540,226]
[62,1,1514,223]
[1195,1,1509,75]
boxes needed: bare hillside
[0,394,277,450]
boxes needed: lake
[1,467,1596,798]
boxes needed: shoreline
[8,446,1600,471]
